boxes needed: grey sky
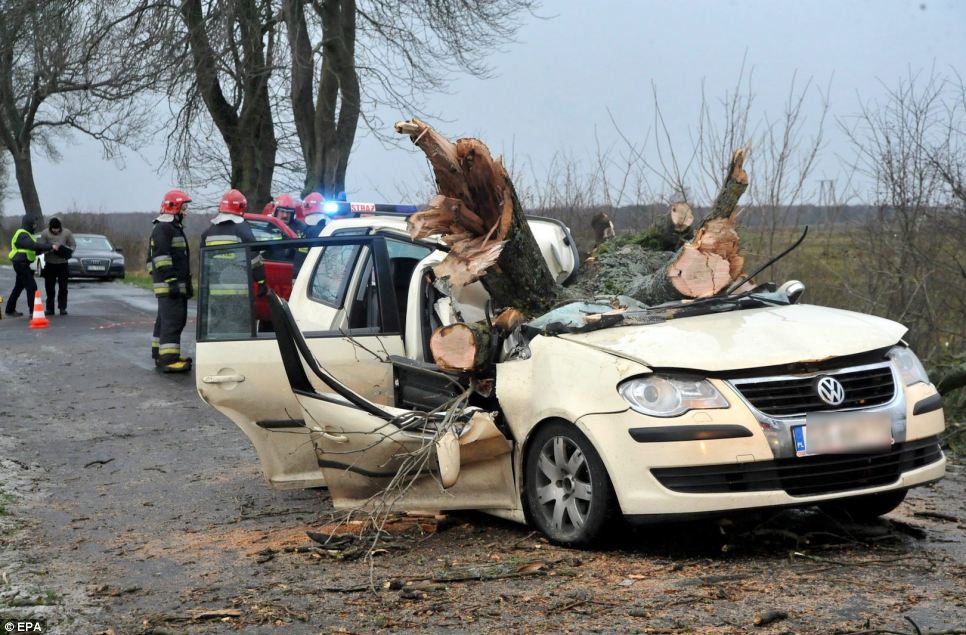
[4,0,964,215]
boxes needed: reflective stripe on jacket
[200,220,265,285]
[148,220,191,288]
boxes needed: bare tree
[280,0,538,198]
[0,0,161,220]
[840,70,966,362]
[163,0,281,209]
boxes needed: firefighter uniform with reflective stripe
[200,214,265,336]
[149,214,192,366]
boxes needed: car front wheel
[523,421,616,547]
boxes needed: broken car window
[309,244,359,307]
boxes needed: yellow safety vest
[9,228,37,262]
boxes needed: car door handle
[202,374,246,384]
[320,429,348,443]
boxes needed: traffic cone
[28,291,49,329]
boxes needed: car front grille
[650,436,943,497]
[729,363,896,417]
[81,258,111,270]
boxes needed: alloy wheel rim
[535,435,593,533]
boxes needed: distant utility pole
[819,179,836,224]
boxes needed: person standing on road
[40,217,76,316]
[5,215,59,317]
[200,189,267,336]
[148,189,193,373]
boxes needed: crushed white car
[195,212,945,545]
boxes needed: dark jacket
[10,216,53,263]
[148,217,191,293]
[200,218,265,285]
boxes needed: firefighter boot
[160,358,192,374]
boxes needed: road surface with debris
[1,265,964,634]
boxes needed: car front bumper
[68,261,125,278]
[577,380,946,518]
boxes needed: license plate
[87,265,106,271]
[793,411,893,457]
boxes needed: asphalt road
[1,266,965,634]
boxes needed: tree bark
[396,119,560,316]
[181,0,277,208]
[650,202,694,251]
[284,0,360,198]
[11,148,42,220]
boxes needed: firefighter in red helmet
[273,193,312,270]
[301,191,326,239]
[200,189,267,336]
[272,194,309,237]
[148,189,192,372]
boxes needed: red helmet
[274,194,297,214]
[262,201,275,216]
[160,189,191,214]
[219,189,247,215]
[303,191,324,215]
[294,201,306,222]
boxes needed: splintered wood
[395,118,559,316]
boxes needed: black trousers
[43,262,69,311]
[5,260,37,314]
[155,293,188,365]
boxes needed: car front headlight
[888,346,930,386]
[114,256,125,265]
[618,375,729,417]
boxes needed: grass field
[122,271,153,291]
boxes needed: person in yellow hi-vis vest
[5,215,60,317]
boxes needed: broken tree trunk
[395,119,560,316]
[430,309,525,372]
[651,202,695,251]
[429,322,494,372]
[627,149,748,304]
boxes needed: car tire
[819,488,908,521]
[523,421,616,547]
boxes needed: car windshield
[525,288,794,336]
[75,235,113,251]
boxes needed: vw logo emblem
[815,376,846,406]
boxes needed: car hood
[557,304,906,372]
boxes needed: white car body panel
[559,304,908,371]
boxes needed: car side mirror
[115,247,123,253]
[435,430,460,489]
[779,280,805,304]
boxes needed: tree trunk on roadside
[284,0,360,199]
[181,0,277,209]
[11,148,42,220]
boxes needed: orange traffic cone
[28,291,49,329]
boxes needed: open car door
[194,235,407,489]
[268,292,517,512]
